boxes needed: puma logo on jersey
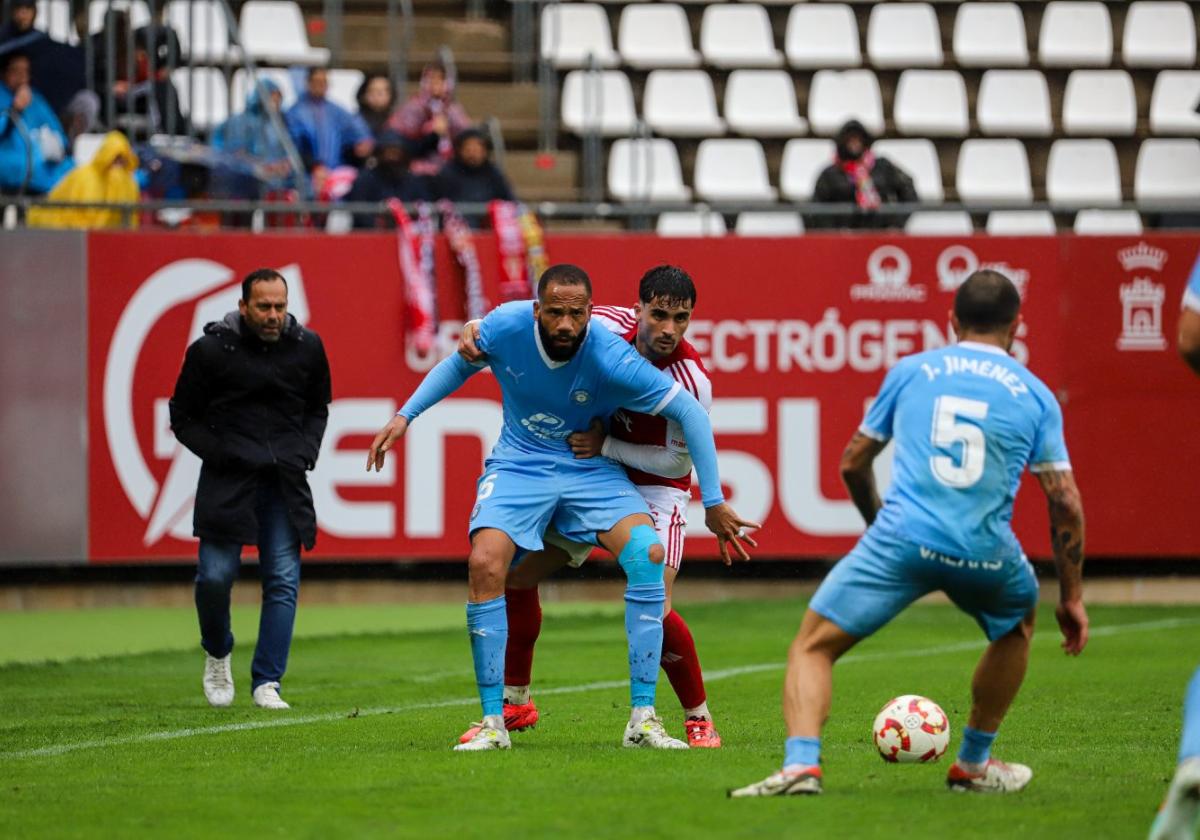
[505,366,525,382]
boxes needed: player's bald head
[537,264,592,302]
[953,270,1021,334]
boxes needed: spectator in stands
[0,50,73,195]
[391,62,470,175]
[286,67,373,193]
[344,130,430,229]
[212,77,293,196]
[811,119,918,230]
[356,73,396,142]
[27,130,139,228]
[87,9,187,138]
[433,127,514,228]
[0,0,98,143]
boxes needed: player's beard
[538,320,587,361]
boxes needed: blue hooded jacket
[0,81,73,194]
[211,78,288,162]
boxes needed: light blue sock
[957,726,998,766]
[1179,666,1200,762]
[466,596,507,718]
[784,736,821,769]
[625,582,666,708]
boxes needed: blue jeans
[195,475,301,690]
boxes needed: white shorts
[544,484,691,570]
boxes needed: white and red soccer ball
[872,695,951,763]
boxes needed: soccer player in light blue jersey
[1149,254,1200,840]
[367,264,758,752]
[732,269,1089,798]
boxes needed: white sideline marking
[5,616,1197,761]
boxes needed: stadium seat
[867,3,943,68]
[956,139,1033,204]
[657,210,727,236]
[230,67,296,114]
[73,133,107,166]
[892,70,969,137]
[1150,71,1200,136]
[561,70,638,136]
[724,71,807,137]
[607,138,692,202]
[807,70,884,137]
[167,0,239,64]
[540,3,619,69]
[780,138,835,201]
[985,211,1057,235]
[1046,139,1122,206]
[325,210,354,235]
[171,67,229,131]
[694,139,777,202]
[1135,139,1200,202]
[87,0,150,35]
[36,0,78,44]
[872,138,943,203]
[904,211,974,235]
[325,69,365,114]
[699,5,783,69]
[239,1,330,66]
[1062,71,1136,136]
[785,4,861,69]
[735,212,805,236]
[618,4,700,69]
[643,71,724,137]
[1073,209,1144,234]
[1039,2,1112,67]
[1122,2,1196,68]
[976,70,1053,137]
[952,2,1028,67]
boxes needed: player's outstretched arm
[1037,468,1088,656]
[1178,308,1200,376]
[567,419,693,478]
[839,432,888,525]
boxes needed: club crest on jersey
[520,412,571,440]
[570,389,591,405]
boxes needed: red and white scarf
[490,200,533,303]
[387,199,438,352]
[839,150,881,211]
[440,201,489,322]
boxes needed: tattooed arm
[1037,468,1089,655]
[840,432,888,526]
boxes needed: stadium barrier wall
[5,230,1199,565]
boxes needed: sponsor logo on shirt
[520,412,571,440]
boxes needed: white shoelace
[205,659,231,687]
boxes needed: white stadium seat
[618,4,700,69]
[326,69,365,114]
[986,211,1057,235]
[1122,2,1197,68]
[956,139,1033,204]
[867,3,943,68]
[643,71,724,137]
[561,70,638,136]
[73,133,107,166]
[780,138,835,201]
[1062,71,1137,136]
[657,210,727,236]
[167,0,240,64]
[893,70,969,137]
[1135,139,1200,202]
[807,70,884,137]
[1150,72,1200,136]
[952,2,1028,67]
[724,70,807,137]
[239,1,330,66]
[1046,139,1122,206]
[699,5,783,69]
[608,138,692,202]
[171,67,229,131]
[735,212,804,236]
[230,67,296,114]
[785,4,861,69]
[976,70,1053,137]
[1074,209,1144,235]
[1039,2,1112,67]
[37,0,78,44]
[540,3,619,69]
[905,211,974,236]
[872,138,943,203]
[694,139,777,202]
[88,0,150,35]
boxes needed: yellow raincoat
[27,132,140,229]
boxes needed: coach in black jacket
[170,268,331,711]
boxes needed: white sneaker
[623,713,689,750]
[946,758,1033,793]
[453,718,512,752]
[252,681,290,710]
[728,767,823,798]
[1150,757,1200,840]
[202,653,234,707]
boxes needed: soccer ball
[872,695,950,763]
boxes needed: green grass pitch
[0,597,1194,838]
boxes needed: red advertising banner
[86,231,1200,562]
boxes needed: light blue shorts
[468,454,650,553]
[809,528,1039,642]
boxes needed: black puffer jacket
[169,312,331,549]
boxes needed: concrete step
[324,14,508,56]
[504,150,577,203]
[335,49,513,80]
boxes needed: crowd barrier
[2,229,1198,564]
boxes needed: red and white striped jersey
[591,305,713,491]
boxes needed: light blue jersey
[860,340,1070,563]
[1185,251,1200,313]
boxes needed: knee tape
[616,524,664,586]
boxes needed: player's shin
[466,596,508,724]
[618,525,666,712]
[1180,666,1200,762]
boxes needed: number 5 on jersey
[930,396,989,489]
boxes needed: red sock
[661,609,707,711]
[504,587,542,688]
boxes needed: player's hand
[567,419,605,459]
[1055,598,1089,656]
[13,84,31,112]
[704,503,760,565]
[366,415,409,472]
[456,320,486,363]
